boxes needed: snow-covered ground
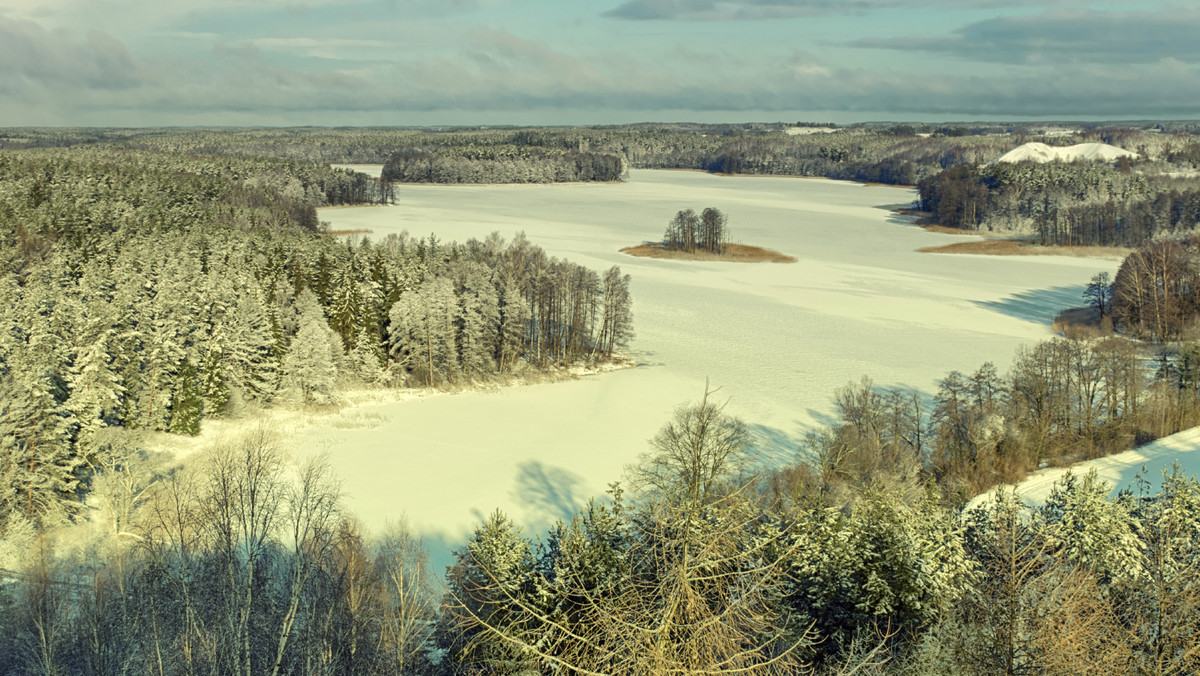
[302,169,1118,573]
[965,426,1200,511]
[785,126,838,136]
[994,142,1137,164]
[331,163,384,178]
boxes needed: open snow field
[331,163,384,178]
[305,169,1120,572]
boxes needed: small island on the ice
[622,207,797,263]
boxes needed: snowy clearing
[785,127,838,136]
[299,169,1120,572]
[332,163,384,178]
[994,142,1137,164]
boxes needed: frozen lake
[308,169,1118,571]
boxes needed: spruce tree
[0,368,79,526]
[168,359,203,436]
[442,510,535,673]
[347,327,387,386]
[281,290,341,406]
[455,262,499,379]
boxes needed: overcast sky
[1,0,1195,126]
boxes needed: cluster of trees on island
[0,145,631,536]
[661,207,728,254]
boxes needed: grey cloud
[854,10,1200,64]
[3,17,1198,125]
[603,0,1120,21]
[605,0,882,21]
[158,50,1200,119]
[0,18,143,91]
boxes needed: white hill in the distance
[995,142,1138,164]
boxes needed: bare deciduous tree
[444,389,815,674]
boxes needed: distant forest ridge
[3,122,1199,246]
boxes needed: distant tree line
[917,160,1200,247]
[0,147,631,534]
[661,207,727,253]
[11,124,1199,192]
[381,147,625,184]
[775,332,1170,506]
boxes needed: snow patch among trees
[994,142,1138,164]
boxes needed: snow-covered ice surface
[965,426,1200,511]
[306,169,1118,573]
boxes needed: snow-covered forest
[2,398,1199,674]
[0,145,631,534]
[918,160,1200,245]
[9,123,1200,246]
[2,129,1200,674]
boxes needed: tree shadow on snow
[974,285,1085,327]
[884,211,922,228]
[511,461,587,531]
[743,423,808,472]
[412,528,463,582]
[805,407,842,429]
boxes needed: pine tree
[1040,469,1143,584]
[597,266,632,359]
[495,274,529,374]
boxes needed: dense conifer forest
[2,127,1200,674]
[918,161,1200,246]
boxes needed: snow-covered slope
[995,142,1137,164]
[966,426,1200,511]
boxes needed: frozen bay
[307,169,1117,569]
